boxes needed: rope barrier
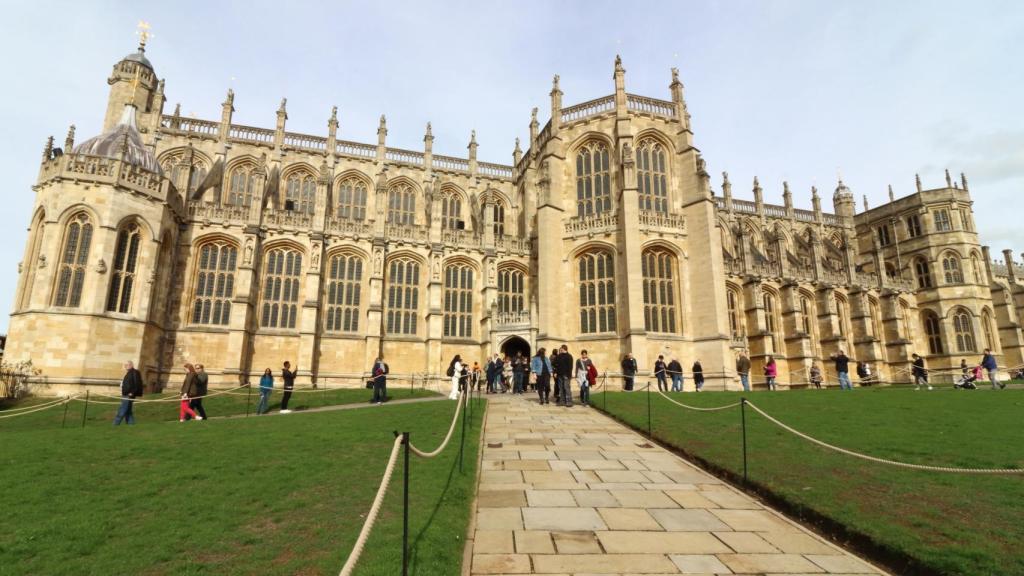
[0,395,71,414]
[338,434,404,576]
[656,389,742,412]
[83,385,249,404]
[408,391,465,458]
[743,399,1024,474]
[0,396,75,419]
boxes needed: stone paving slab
[466,395,889,575]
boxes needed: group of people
[653,355,705,392]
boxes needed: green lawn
[0,386,438,432]
[596,387,1024,576]
[0,397,484,575]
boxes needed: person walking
[654,355,668,392]
[512,354,527,394]
[911,353,932,390]
[257,368,274,414]
[832,350,854,391]
[113,360,143,425]
[736,351,751,392]
[190,363,209,420]
[447,355,463,400]
[667,357,683,392]
[493,354,506,394]
[576,350,594,406]
[693,359,705,392]
[763,357,777,391]
[550,349,561,403]
[981,349,1004,389]
[621,353,637,391]
[502,355,514,393]
[531,347,553,405]
[371,356,389,404]
[280,361,297,412]
[809,363,823,389]
[471,361,482,392]
[554,345,574,407]
[179,363,201,422]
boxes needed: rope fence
[338,434,405,576]
[0,395,76,419]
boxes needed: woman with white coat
[447,355,463,400]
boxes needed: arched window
[800,295,813,334]
[490,201,506,236]
[161,153,208,195]
[336,176,368,221]
[284,172,316,214]
[443,263,474,338]
[387,182,416,225]
[836,295,850,339]
[324,253,362,332]
[19,212,46,310]
[261,248,303,329]
[953,309,976,353]
[575,141,611,218]
[922,310,943,355]
[105,223,142,313]
[191,240,237,325]
[763,292,781,353]
[906,214,923,237]
[498,267,525,314]
[942,254,963,284]
[982,309,995,351]
[869,298,884,342]
[727,289,742,337]
[914,258,933,288]
[642,248,678,333]
[578,250,616,334]
[386,258,420,335]
[53,212,93,308]
[933,209,952,232]
[899,301,912,340]
[971,254,983,284]
[637,139,668,213]
[227,163,258,207]
[441,189,462,230]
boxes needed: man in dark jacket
[981,349,1003,389]
[554,345,574,407]
[190,364,209,420]
[371,357,388,404]
[911,353,931,390]
[113,360,143,426]
[621,353,638,391]
[654,355,668,392]
[281,361,297,412]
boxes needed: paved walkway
[467,394,888,575]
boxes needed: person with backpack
[280,361,297,412]
[911,353,931,390]
[554,345,575,407]
[667,357,683,392]
[446,355,463,400]
[575,350,595,406]
[621,353,638,391]
[113,360,144,425]
[257,368,274,415]
[531,347,554,405]
[190,363,209,420]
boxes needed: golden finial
[136,21,152,52]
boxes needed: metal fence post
[81,390,90,428]
[402,431,410,576]
[740,397,748,483]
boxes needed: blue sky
[1,0,1022,332]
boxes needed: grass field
[0,386,439,432]
[596,386,1024,576]
[0,397,484,575]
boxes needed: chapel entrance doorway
[500,336,531,360]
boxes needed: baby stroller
[954,366,981,390]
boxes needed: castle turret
[833,178,855,221]
[103,24,162,133]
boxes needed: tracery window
[923,310,944,355]
[982,309,995,351]
[284,172,316,214]
[877,225,892,247]
[260,248,302,329]
[324,253,362,332]
[971,254,983,284]
[800,295,813,334]
[637,139,668,213]
[642,249,678,333]
[490,202,506,236]
[953,309,976,353]
[20,213,45,309]
[227,163,258,207]
[443,264,474,338]
[441,189,462,230]
[575,141,611,218]
[498,268,525,314]
[869,298,884,342]
[906,214,923,238]
[942,254,963,284]
[578,250,616,334]
[191,241,237,325]
[763,292,781,353]
[53,212,93,308]
[386,258,419,335]
[387,182,416,225]
[105,223,141,313]
[933,209,952,232]
[914,258,933,289]
[162,154,209,195]
[336,176,367,221]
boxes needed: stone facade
[8,45,1024,395]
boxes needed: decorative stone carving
[17,261,22,274]
[311,243,321,268]
[96,258,107,274]
[38,255,46,269]
[244,238,254,265]
[373,247,384,274]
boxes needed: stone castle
[8,39,1024,394]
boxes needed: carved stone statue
[373,247,384,274]
[38,255,46,269]
[311,243,321,268]
[424,180,436,223]
[468,192,481,235]
[621,142,633,164]
[244,238,254,265]
[431,254,441,280]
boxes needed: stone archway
[500,335,531,360]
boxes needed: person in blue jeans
[257,368,274,414]
[832,350,854,390]
[113,361,144,425]
[667,358,683,392]
[981,349,1004,389]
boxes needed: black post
[646,379,653,439]
[61,398,70,429]
[740,397,748,484]
[459,389,467,473]
[245,381,253,417]
[402,431,410,576]
[81,390,90,428]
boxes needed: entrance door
[500,336,531,359]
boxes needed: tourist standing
[447,355,463,400]
[113,360,143,426]
[179,363,201,422]
[502,356,514,393]
[736,351,751,392]
[190,363,209,420]
[554,345,574,407]
[809,363,823,389]
[981,349,1003,389]
[763,357,777,391]
[531,347,553,405]
[693,360,705,392]
[911,353,931,390]
[621,353,637,391]
[654,355,668,392]
[667,357,683,392]
[832,350,854,391]
[280,361,297,412]
[257,368,274,415]
[550,349,561,403]
[371,356,389,404]
[513,354,527,394]
[471,361,482,391]
[576,350,594,406]
[493,354,506,394]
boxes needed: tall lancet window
[637,139,668,213]
[575,141,611,218]
[106,223,142,313]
